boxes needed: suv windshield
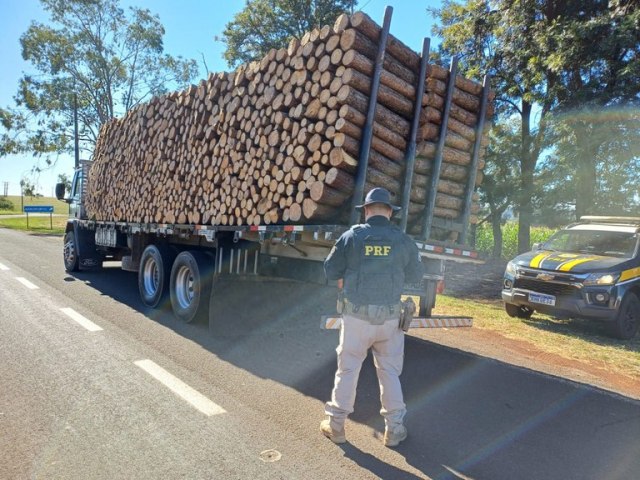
[544,229,639,258]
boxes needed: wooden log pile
[86,11,492,240]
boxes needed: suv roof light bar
[580,216,640,226]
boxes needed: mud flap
[73,223,103,270]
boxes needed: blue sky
[0,0,442,196]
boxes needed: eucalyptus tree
[0,0,198,168]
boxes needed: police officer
[320,187,424,447]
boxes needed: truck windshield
[543,230,638,258]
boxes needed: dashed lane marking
[60,307,103,332]
[0,262,9,271]
[134,359,226,417]
[15,277,39,290]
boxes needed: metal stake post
[400,37,430,232]
[421,57,458,240]
[460,75,491,244]
[349,6,393,224]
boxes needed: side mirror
[532,242,542,251]
[55,183,66,201]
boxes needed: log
[339,29,417,86]
[85,11,491,235]
[342,49,416,99]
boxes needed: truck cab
[502,216,640,339]
[56,160,91,220]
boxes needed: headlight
[505,261,517,276]
[583,273,620,286]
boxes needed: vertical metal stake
[349,6,393,224]
[461,74,491,244]
[421,57,459,240]
[400,37,430,232]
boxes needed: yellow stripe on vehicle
[530,253,552,268]
[620,267,640,283]
[556,257,598,271]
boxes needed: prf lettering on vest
[364,245,392,256]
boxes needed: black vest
[344,224,405,306]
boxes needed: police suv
[502,216,640,339]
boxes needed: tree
[431,0,640,253]
[222,0,358,67]
[20,178,37,198]
[542,1,640,218]
[478,120,522,258]
[0,0,198,169]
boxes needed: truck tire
[63,231,80,272]
[138,245,174,308]
[419,280,437,317]
[169,251,215,323]
[608,292,640,340]
[505,303,534,319]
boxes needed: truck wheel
[419,281,437,317]
[505,303,534,319]
[138,245,174,308]
[608,292,640,340]
[169,251,215,323]
[63,231,80,272]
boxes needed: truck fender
[68,221,103,270]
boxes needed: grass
[0,195,70,215]
[0,215,68,235]
[434,294,640,380]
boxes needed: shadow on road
[71,265,640,480]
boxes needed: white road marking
[0,262,9,271]
[134,359,226,416]
[60,307,103,332]
[15,277,39,289]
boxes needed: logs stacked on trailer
[86,11,492,240]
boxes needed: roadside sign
[23,205,54,229]
[24,205,54,213]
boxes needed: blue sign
[24,205,54,213]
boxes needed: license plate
[529,292,556,306]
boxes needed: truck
[55,11,491,329]
[502,216,640,339]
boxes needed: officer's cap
[355,187,401,211]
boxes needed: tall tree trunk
[491,210,503,258]
[574,123,598,220]
[484,177,505,258]
[518,100,534,253]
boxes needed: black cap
[355,187,401,211]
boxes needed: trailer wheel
[419,281,437,317]
[170,251,215,323]
[608,292,640,340]
[63,231,80,272]
[139,245,174,308]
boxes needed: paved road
[1,227,639,480]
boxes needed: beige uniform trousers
[324,313,406,429]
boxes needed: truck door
[68,168,83,219]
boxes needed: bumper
[502,288,618,322]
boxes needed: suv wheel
[608,292,640,340]
[505,302,534,319]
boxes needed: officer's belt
[343,299,401,325]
